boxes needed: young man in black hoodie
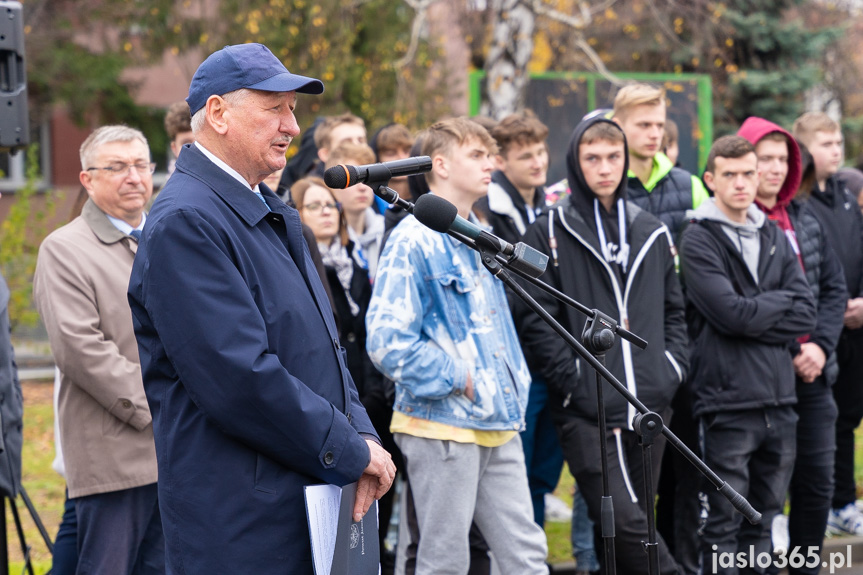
[680,136,816,575]
[738,118,846,574]
[793,112,863,536]
[518,115,687,575]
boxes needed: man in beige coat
[34,125,164,574]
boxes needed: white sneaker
[772,513,789,554]
[827,503,863,536]
[544,493,573,523]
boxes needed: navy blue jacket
[128,144,377,574]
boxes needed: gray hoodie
[687,199,766,284]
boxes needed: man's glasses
[302,201,341,213]
[86,162,157,176]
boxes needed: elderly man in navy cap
[128,43,395,574]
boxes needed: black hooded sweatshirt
[515,116,689,429]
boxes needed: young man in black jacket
[680,136,816,575]
[518,115,687,575]
[793,112,863,536]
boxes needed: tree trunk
[483,0,535,120]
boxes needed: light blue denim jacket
[366,212,531,431]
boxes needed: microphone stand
[370,182,761,575]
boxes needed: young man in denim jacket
[367,117,549,575]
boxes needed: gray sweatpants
[394,433,549,575]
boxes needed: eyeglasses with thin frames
[302,201,341,213]
[86,162,157,176]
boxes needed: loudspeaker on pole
[0,1,28,153]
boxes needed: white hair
[190,88,253,134]
[79,125,149,170]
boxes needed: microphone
[412,194,548,278]
[324,156,433,189]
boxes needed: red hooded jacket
[737,116,803,264]
[738,116,808,342]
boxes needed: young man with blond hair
[615,82,709,574]
[794,112,863,535]
[613,83,709,240]
[367,117,549,575]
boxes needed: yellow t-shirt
[390,411,517,448]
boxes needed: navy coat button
[324,452,334,465]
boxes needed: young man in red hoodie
[738,118,847,574]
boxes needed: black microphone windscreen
[323,165,356,189]
[413,194,458,234]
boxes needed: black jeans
[52,489,78,575]
[557,414,681,575]
[656,384,702,575]
[831,332,863,509]
[700,407,797,575]
[74,483,164,575]
[786,379,837,575]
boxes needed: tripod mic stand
[0,484,54,575]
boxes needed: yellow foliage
[632,52,641,61]
[604,7,618,20]
[714,57,723,67]
[588,37,598,46]
[124,42,133,52]
[674,64,682,74]
[725,63,738,73]
[530,33,553,73]
[151,7,160,16]
[200,33,209,44]
[288,25,300,36]
[312,16,325,27]
[247,19,260,34]
[691,56,700,66]
[173,23,182,34]
[23,25,30,34]
[547,96,564,107]
[311,4,322,14]
[725,37,734,47]
[171,46,180,55]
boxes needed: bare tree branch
[529,0,591,28]
[573,33,624,86]
[395,0,436,71]
[643,0,685,47]
[530,0,623,86]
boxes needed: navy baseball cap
[186,43,324,115]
